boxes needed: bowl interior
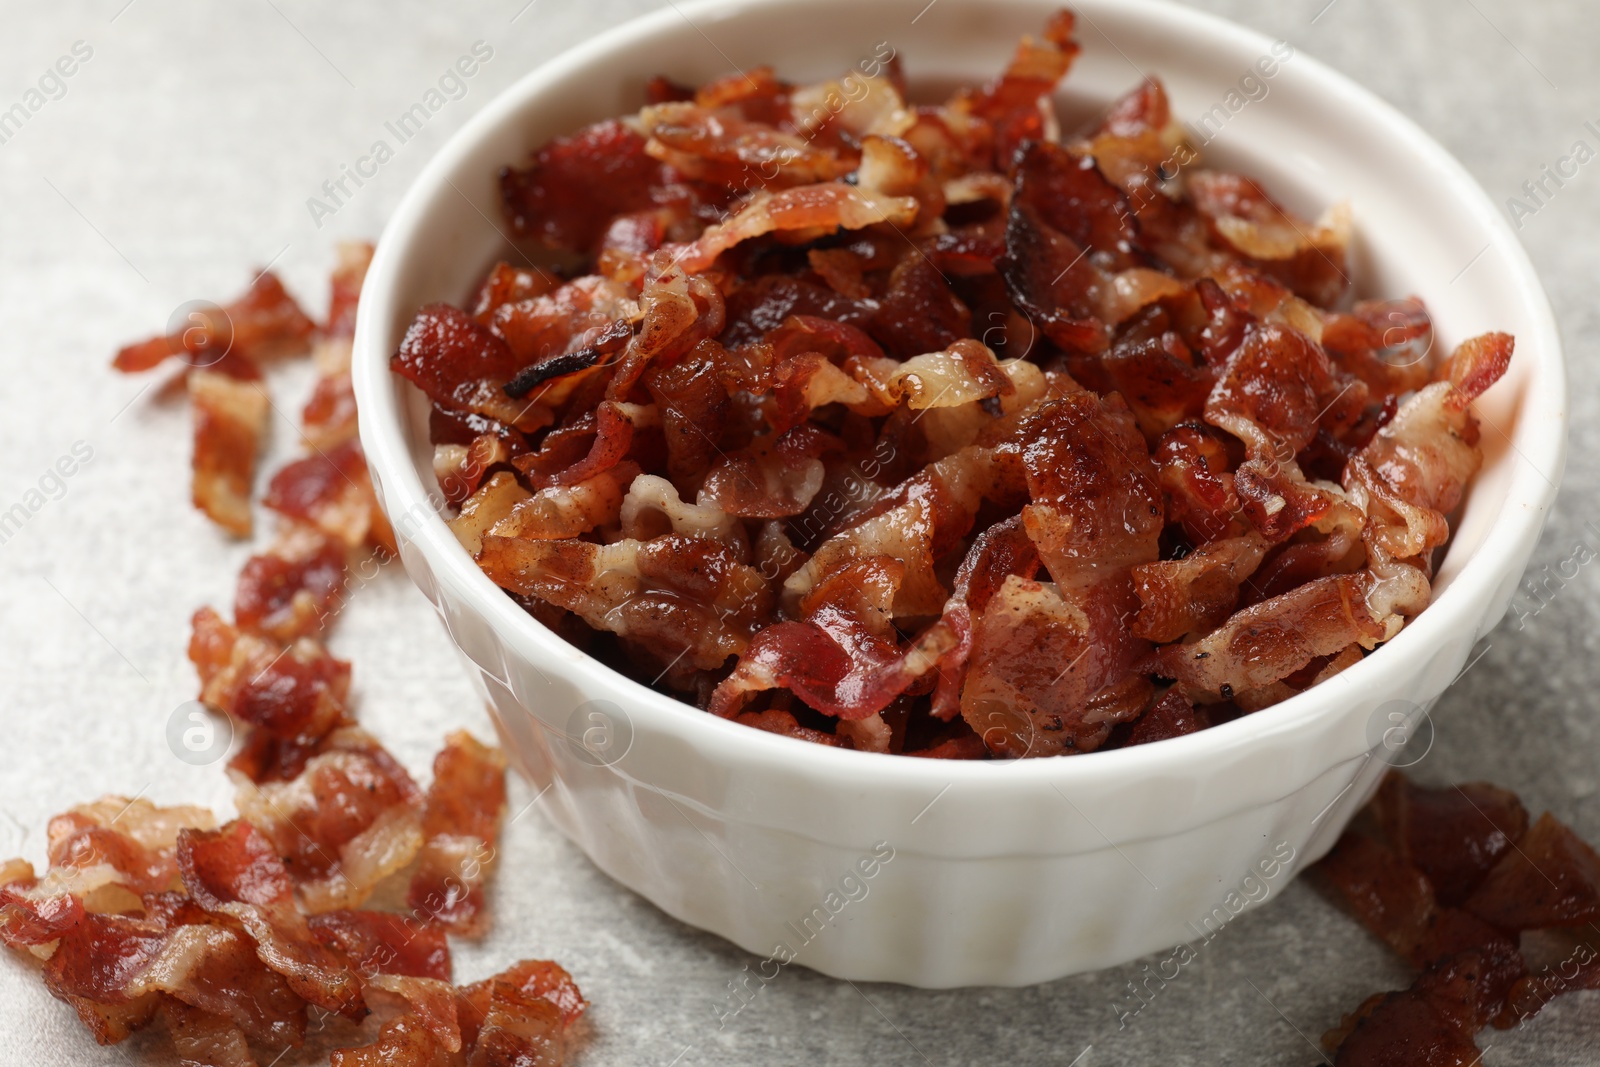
[355,0,1564,782]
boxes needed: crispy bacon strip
[478,534,772,674]
[113,271,315,374]
[674,182,919,273]
[190,368,268,536]
[233,728,424,914]
[233,523,347,642]
[406,731,508,937]
[176,820,365,1019]
[263,438,394,553]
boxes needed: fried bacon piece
[190,367,268,536]
[949,9,1080,170]
[233,523,347,642]
[1464,812,1600,931]
[675,182,920,273]
[1316,774,1600,1063]
[160,999,257,1067]
[46,798,216,910]
[1130,532,1266,643]
[41,910,169,1043]
[328,958,585,1066]
[1345,333,1512,564]
[500,118,667,254]
[639,102,856,187]
[112,269,318,537]
[129,908,309,1048]
[302,241,376,451]
[1189,171,1351,309]
[394,9,1514,759]
[177,820,366,1019]
[1153,573,1385,702]
[234,727,424,914]
[308,909,451,981]
[190,606,352,756]
[263,438,394,553]
[113,271,315,374]
[1371,775,1529,909]
[406,731,508,937]
[478,533,772,675]
[393,303,553,431]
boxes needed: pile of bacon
[1316,772,1600,1065]
[0,247,586,1065]
[391,9,1513,758]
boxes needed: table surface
[2,1,1597,1064]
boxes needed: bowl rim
[353,0,1568,791]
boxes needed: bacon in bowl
[389,9,1511,760]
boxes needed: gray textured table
[2,1,1596,1064]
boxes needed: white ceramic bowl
[353,0,1566,986]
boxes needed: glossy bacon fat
[395,10,1512,759]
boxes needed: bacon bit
[113,271,315,374]
[675,182,920,273]
[392,303,542,429]
[190,606,352,751]
[1465,812,1600,931]
[177,820,366,1019]
[130,910,308,1047]
[406,731,508,937]
[234,728,423,914]
[500,118,667,254]
[263,438,392,552]
[308,909,451,981]
[323,241,375,340]
[1131,533,1266,643]
[950,9,1080,170]
[46,797,216,908]
[190,369,268,536]
[85,242,587,1066]
[472,262,563,323]
[160,998,257,1067]
[1153,573,1385,701]
[1313,773,1600,1062]
[640,101,856,187]
[234,524,347,642]
[1190,171,1351,308]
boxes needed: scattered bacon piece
[113,271,315,374]
[87,244,586,1065]
[177,819,366,1019]
[263,438,393,553]
[308,909,451,982]
[234,524,347,642]
[234,727,424,914]
[189,368,268,536]
[407,731,508,937]
[1316,774,1600,1063]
